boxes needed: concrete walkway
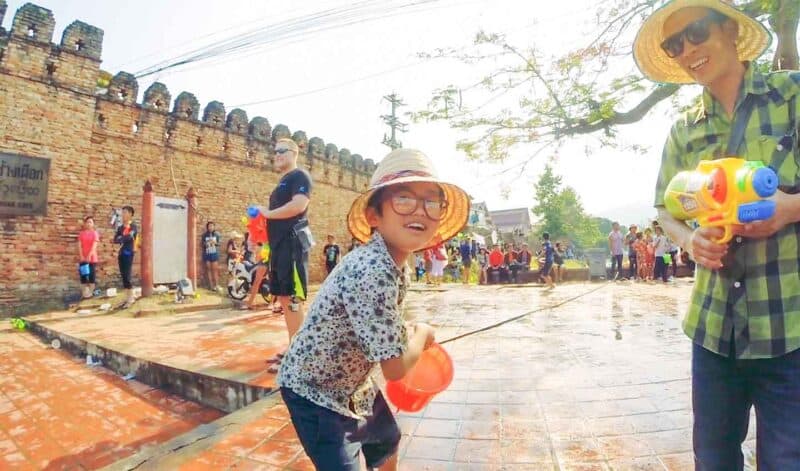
[17,280,758,470]
[0,329,222,470]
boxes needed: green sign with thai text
[0,153,50,216]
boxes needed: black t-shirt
[268,169,312,243]
[114,223,138,257]
[324,244,340,265]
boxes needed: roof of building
[488,208,532,229]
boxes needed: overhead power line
[132,0,446,79]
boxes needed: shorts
[281,387,401,470]
[269,236,308,298]
[424,260,433,272]
[79,262,96,284]
[326,261,337,274]
[539,261,553,277]
[203,253,219,263]
[462,260,472,269]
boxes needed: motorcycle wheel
[227,276,250,300]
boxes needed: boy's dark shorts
[203,253,219,263]
[539,261,553,277]
[269,237,308,298]
[280,387,401,470]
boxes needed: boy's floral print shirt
[277,232,409,419]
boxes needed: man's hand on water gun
[735,190,800,240]
[686,227,729,270]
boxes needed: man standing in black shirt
[257,138,312,365]
[113,205,138,308]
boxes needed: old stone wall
[0,2,375,315]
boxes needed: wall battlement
[0,2,376,187]
[0,2,378,315]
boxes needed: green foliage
[531,164,606,249]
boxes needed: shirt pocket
[755,133,799,186]
[682,140,724,170]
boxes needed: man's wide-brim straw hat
[229,230,243,239]
[347,148,470,249]
[633,0,771,84]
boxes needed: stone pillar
[140,181,154,297]
[186,187,197,289]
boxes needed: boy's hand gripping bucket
[386,343,453,412]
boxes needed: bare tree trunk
[770,0,799,70]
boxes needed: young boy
[277,148,470,470]
[322,234,341,277]
[538,232,556,289]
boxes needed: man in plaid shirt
[634,0,800,469]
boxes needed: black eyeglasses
[660,12,726,58]
[388,191,447,221]
[275,148,294,155]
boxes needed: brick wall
[0,2,375,315]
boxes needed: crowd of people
[410,234,562,288]
[608,220,695,283]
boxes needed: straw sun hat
[633,0,771,84]
[347,148,470,248]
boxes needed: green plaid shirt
[655,66,800,359]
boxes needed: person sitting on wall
[504,242,520,283]
[516,243,533,274]
[476,246,489,285]
[487,244,505,284]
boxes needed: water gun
[663,158,778,243]
[244,206,269,244]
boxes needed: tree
[412,0,799,162]
[531,164,604,249]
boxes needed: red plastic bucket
[386,343,454,412]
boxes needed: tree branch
[561,83,679,135]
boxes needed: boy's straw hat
[633,0,771,84]
[229,230,243,239]
[347,148,470,249]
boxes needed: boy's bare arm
[380,323,435,381]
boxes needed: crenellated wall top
[0,2,376,176]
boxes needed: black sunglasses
[275,148,294,155]
[660,11,727,58]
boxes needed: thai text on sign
[0,153,50,216]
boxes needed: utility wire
[132,0,446,79]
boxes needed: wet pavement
[394,280,758,470]
[17,280,758,469]
[0,329,223,470]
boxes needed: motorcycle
[227,257,272,303]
